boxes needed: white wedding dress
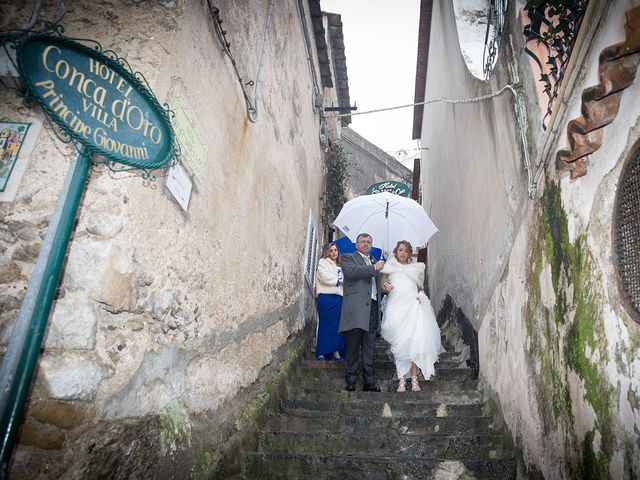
[380,257,445,380]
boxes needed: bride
[380,240,444,392]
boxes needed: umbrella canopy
[333,192,438,254]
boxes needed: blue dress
[316,294,346,358]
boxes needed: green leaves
[322,143,349,229]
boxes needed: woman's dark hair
[321,242,341,266]
[393,240,413,263]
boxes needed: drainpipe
[0,146,91,475]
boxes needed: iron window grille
[613,143,640,324]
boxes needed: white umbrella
[333,192,438,254]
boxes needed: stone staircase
[235,337,516,479]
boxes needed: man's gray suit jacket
[339,252,382,334]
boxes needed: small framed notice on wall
[0,122,29,191]
[0,118,40,203]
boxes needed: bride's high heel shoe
[411,376,421,392]
[397,378,406,392]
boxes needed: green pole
[0,147,91,475]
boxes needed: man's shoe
[345,383,356,392]
[362,384,381,392]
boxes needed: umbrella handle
[386,200,389,256]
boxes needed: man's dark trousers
[344,300,378,386]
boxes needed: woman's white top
[315,257,344,296]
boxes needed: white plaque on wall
[165,162,192,212]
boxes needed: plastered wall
[0,0,327,476]
[419,0,640,477]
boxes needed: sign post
[0,32,178,473]
[0,148,91,471]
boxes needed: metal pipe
[252,0,274,120]
[0,147,91,476]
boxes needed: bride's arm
[381,273,393,292]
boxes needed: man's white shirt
[357,251,377,301]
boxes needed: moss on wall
[195,343,306,479]
[565,236,614,451]
[237,346,303,429]
[525,212,572,433]
[523,182,616,477]
[582,429,607,480]
[542,182,570,326]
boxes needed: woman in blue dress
[315,243,346,361]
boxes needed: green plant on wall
[321,142,349,230]
[525,181,618,478]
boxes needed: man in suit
[339,233,385,392]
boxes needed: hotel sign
[367,181,410,197]
[16,33,176,169]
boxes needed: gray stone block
[45,292,97,349]
[40,353,108,401]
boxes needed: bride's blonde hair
[393,241,413,263]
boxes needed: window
[613,144,640,323]
[304,212,319,290]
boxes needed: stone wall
[0,0,328,476]
[341,127,413,199]
[419,0,640,477]
[479,2,640,476]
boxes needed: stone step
[289,374,479,394]
[266,412,495,436]
[373,342,454,354]
[258,430,511,459]
[311,343,457,360]
[304,356,464,370]
[310,353,466,370]
[374,339,448,347]
[377,357,463,369]
[241,452,517,479]
[297,362,476,383]
[288,376,478,398]
[279,398,483,418]
[371,349,458,359]
[288,386,482,406]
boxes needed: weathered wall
[419,0,528,329]
[419,0,640,478]
[0,0,327,476]
[341,127,412,199]
[479,2,640,478]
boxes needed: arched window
[613,143,640,324]
[452,0,507,80]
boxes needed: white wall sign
[165,162,192,212]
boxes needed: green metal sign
[367,181,410,197]
[16,33,176,169]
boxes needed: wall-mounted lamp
[0,47,23,90]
